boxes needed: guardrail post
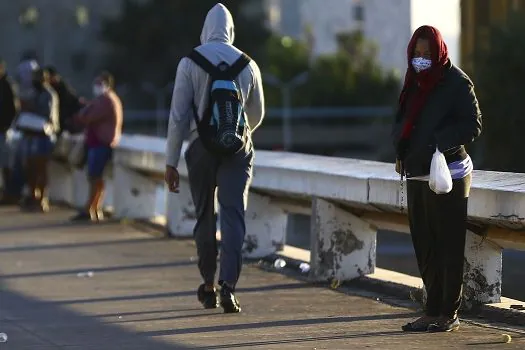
[71,169,90,209]
[310,198,376,281]
[48,161,74,206]
[101,173,114,212]
[463,230,502,306]
[166,178,196,237]
[113,164,158,219]
[243,192,288,259]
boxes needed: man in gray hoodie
[165,3,264,313]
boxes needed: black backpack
[188,49,251,156]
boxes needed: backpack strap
[188,50,216,127]
[188,49,220,77]
[225,53,251,79]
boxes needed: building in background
[0,0,129,96]
[460,0,525,75]
[0,0,263,96]
[0,0,461,95]
[265,0,460,78]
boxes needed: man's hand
[165,166,180,193]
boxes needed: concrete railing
[48,133,525,307]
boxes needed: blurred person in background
[392,25,482,333]
[15,68,59,212]
[0,59,20,204]
[7,57,41,206]
[71,72,122,222]
[45,66,85,135]
[16,56,40,110]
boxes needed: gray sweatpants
[184,138,253,288]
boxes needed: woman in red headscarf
[392,26,482,332]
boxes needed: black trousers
[407,174,471,319]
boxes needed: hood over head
[396,25,451,150]
[406,25,449,72]
[200,3,235,45]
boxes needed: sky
[411,0,461,64]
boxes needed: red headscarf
[398,25,450,141]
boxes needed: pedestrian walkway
[0,206,524,349]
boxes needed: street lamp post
[264,72,309,151]
[161,82,175,136]
[141,83,162,136]
[141,82,175,137]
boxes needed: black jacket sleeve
[435,79,482,152]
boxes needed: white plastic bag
[429,147,453,194]
[15,112,52,134]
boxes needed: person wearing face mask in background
[392,26,482,333]
[44,66,86,135]
[71,71,122,222]
[14,67,59,212]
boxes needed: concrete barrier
[48,133,525,308]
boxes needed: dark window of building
[20,49,38,61]
[71,52,88,72]
[353,4,364,22]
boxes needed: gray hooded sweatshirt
[166,3,265,168]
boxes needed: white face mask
[92,84,107,97]
[411,57,432,73]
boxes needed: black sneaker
[220,283,241,314]
[428,317,460,333]
[197,284,219,309]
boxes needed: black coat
[392,63,483,178]
[51,80,83,134]
[0,75,18,133]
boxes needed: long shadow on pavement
[0,285,195,349]
[0,221,99,234]
[42,282,312,306]
[0,261,195,279]
[191,330,407,349]
[0,237,160,253]
[140,312,417,337]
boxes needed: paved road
[0,207,524,349]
